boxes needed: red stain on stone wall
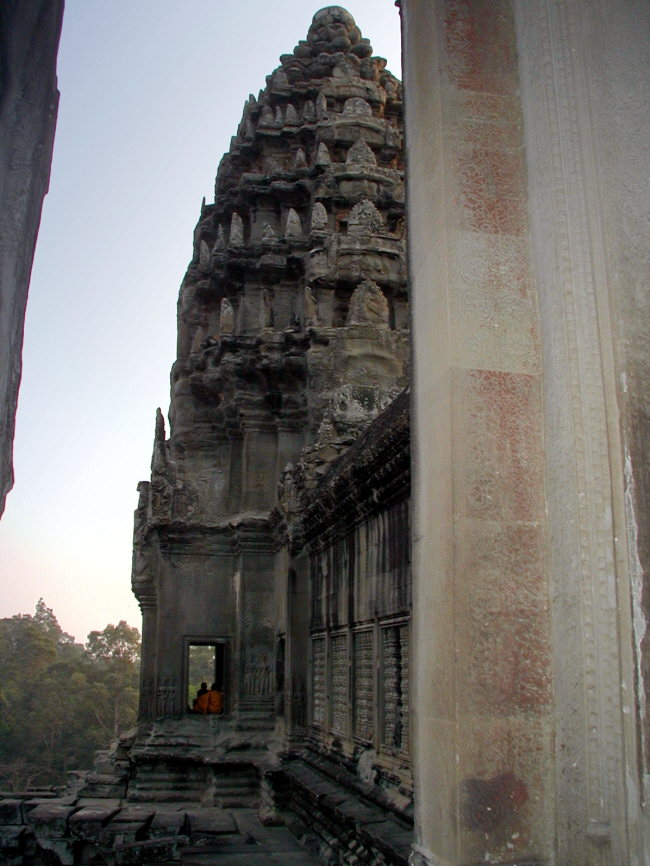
[456,147,526,235]
[444,0,517,95]
[460,369,544,523]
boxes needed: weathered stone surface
[0,825,24,852]
[68,805,120,840]
[0,800,23,826]
[34,837,74,866]
[186,808,236,835]
[149,809,188,837]
[402,0,650,863]
[114,835,190,864]
[0,0,64,516]
[26,803,77,837]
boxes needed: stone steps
[127,764,209,803]
[279,756,413,866]
[212,768,260,808]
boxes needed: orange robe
[197,689,223,714]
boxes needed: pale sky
[0,1,402,643]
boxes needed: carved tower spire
[133,6,407,735]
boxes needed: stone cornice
[153,514,276,556]
[301,390,410,551]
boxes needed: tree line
[0,599,140,791]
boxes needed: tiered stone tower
[132,6,407,752]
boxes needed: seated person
[197,682,223,715]
[191,682,209,712]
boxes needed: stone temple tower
[132,6,407,756]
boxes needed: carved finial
[304,287,319,327]
[261,289,273,329]
[316,92,328,119]
[347,279,389,328]
[155,407,166,444]
[343,97,372,117]
[285,208,302,238]
[294,147,308,169]
[348,199,383,234]
[230,213,244,247]
[310,202,328,231]
[259,105,274,126]
[244,116,255,138]
[315,142,331,165]
[152,408,167,472]
[199,239,211,271]
[214,224,226,250]
[303,100,316,122]
[274,106,284,127]
[274,69,289,87]
[219,298,235,335]
[316,410,337,443]
[347,138,376,165]
[306,7,370,57]
[285,103,299,125]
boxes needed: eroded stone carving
[343,96,372,117]
[214,224,226,250]
[310,202,328,232]
[348,199,383,234]
[315,141,331,165]
[347,138,376,165]
[219,298,234,335]
[285,208,302,238]
[347,279,389,328]
[304,287,319,327]
[229,212,244,246]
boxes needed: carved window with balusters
[310,618,410,758]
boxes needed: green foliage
[0,601,140,792]
[85,621,141,737]
[187,644,216,705]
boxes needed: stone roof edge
[301,389,410,547]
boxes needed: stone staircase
[276,753,413,866]
[127,760,209,803]
[211,765,260,808]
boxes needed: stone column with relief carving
[402,0,650,863]
[402,2,553,864]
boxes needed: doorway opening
[186,642,226,713]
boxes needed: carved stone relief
[353,629,374,742]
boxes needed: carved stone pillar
[137,597,157,722]
[402,0,649,863]
[514,1,649,861]
[402,2,552,863]
[234,522,276,718]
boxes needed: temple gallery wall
[0,3,648,865]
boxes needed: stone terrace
[0,794,323,866]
